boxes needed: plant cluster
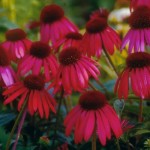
[0,0,150,150]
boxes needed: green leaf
[133,129,150,136]
[0,112,16,126]
[0,127,10,150]
[98,0,116,10]
[0,17,18,29]
[113,99,125,115]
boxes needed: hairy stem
[96,79,110,99]
[89,82,97,91]
[103,49,119,77]
[12,109,27,150]
[138,99,143,122]
[116,139,121,150]
[92,130,96,150]
[52,88,64,148]
[5,99,28,150]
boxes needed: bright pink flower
[48,47,100,94]
[40,4,78,45]
[53,32,83,52]
[0,45,17,86]
[18,41,59,81]
[81,18,121,58]
[115,52,150,99]
[121,6,150,53]
[2,28,32,61]
[3,74,56,118]
[130,0,150,11]
[64,91,122,146]
[90,8,109,20]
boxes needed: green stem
[96,80,110,99]
[103,48,119,77]
[66,96,72,112]
[52,88,64,148]
[138,99,143,122]
[63,98,69,113]
[5,99,28,150]
[92,130,96,150]
[12,109,27,150]
[116,139,121,150]
[89,82,97,91]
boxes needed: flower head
[115,52,150,99]
[130,0,150,11]
[18,41,59,81]
[2,28,32,61]
[64,91,122,145]
[81,17,121,58]
[3,74,56,118]
[90,8,109,20]
[0,45,17,86]
[54,32,83,52]
[48,47,100,94]
[121,6,150,53]
[40,4,78,45]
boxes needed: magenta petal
[117,69,129,99]
[65,107,82,136]
[4,87,27,105]
[84,111,95,141]
[99,110,111,140]
[74,111,87,144]
[18,90,28,111]
[96,110,106,146]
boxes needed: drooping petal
[96,110,106,146]
[102,105,122,138]
[4,87,27,105]
[64,105,81,125]
[37,91,44,118]
[41,91,50,119]
[28,90,35,116]
[117,69,129,99]
[74,111,87,144]
[3,82,23,95]
[99,110,111,140]
[65,107,82,136]
[18,90,28,111]
[84,111,95,141]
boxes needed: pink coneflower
[64,91,122,146]
[130,0,150,11]
[81,18,121,58]
[115,52,150,99]
[48,47,100,94]
[40,4,78,45]
[3,74,56,118]
[121,6,150,53]
[53,32,83,52]
[18,41,59,81]
[2,28,32,61]
[90,8,109,20]
[0,45,17,86]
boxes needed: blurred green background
[0,0,130,41]
[0,0,116,27]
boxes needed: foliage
[0,0,150,150]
